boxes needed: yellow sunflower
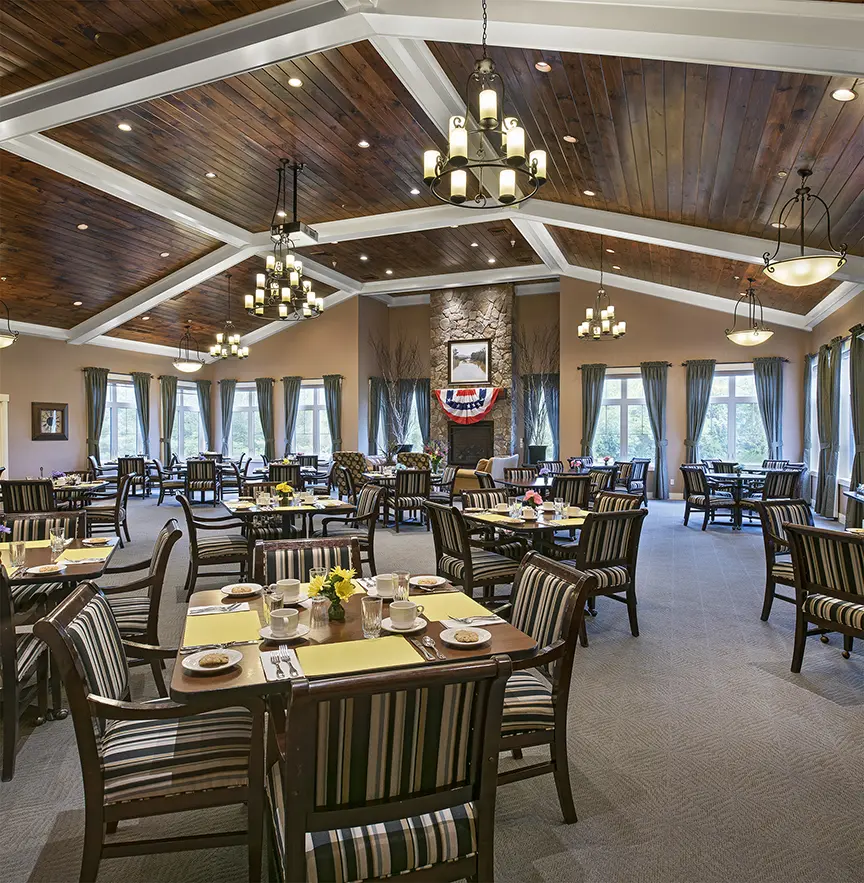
[307,574,326,596]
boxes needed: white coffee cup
[565,506,582,517]
[542,501,555,511]
[521,506,537,520]
[390,600,424,629]
[495,501,509,512]
[278,578,301,604]
[270,607,299,637]
[375,573,396,598]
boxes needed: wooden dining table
[53,479,109,507]
[705,471,766,530]
[224,497,354,537]
[462,508,587,550]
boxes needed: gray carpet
[1,497,862,883]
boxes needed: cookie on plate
[454,629,479,643]
[199,652,230,667]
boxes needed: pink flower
[523,490,542,506]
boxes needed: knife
[410,638,434,661]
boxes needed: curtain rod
[577,363,672,370]
[680,358,789,366]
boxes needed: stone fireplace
[448,421,494,466]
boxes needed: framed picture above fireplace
[448,338,491,385]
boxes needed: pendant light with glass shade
[210,274,249,359]
[577,239,626,340]
[763,168,847,286]
[247,159,324,321]
[0,300,19,349]
[421,0,547,209]
[725,277,774,347]
[172,320,205,373]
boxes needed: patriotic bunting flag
[434,387,501,424]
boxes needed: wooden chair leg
[683,503,690,526]
[701,508,710,530]
[105,821,118,834]
[578,617,588,648]
[626,587,639,637]
[842,635,853,659]
[791,614,807,673]
[123,519,131,543]
[395,508,400,533]
[79,805,105,883]
[551,726,578,823]
[150,660,168,697]
[511,748,523,760]
[2,683,19,781]
[760,578,776,622]
[115,520,124,548]
[184,560,197,597]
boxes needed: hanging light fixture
[725,277,774,347]
[577,238,626,341]
[421,0,547,209]
[247,160,324,321]
[172,320,205,373]
[763,168,847,286]
[0,300,19,349]
[210,274,249,359]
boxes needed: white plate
[233,501,255,509]
[259,624,310,642]
[26,563,66,575]
[221,583,263,598]
[439,627,492,648]
[278,591,310,606]
[82,537,111,546]
[409,575,446,589]
[381,617,427,634]
[182,648,243,674]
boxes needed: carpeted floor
[1,497,862,883]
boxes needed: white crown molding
[87,335,186,359]
[515,280,560,297]
[8,321,69,341]
[805,281,863,329]
[359,262,553,295]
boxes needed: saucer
[381,616,427,634]
[260,624,310,643]
[221,583,263,598]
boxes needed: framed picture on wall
[31,402,69,441]
[447,339,492,385]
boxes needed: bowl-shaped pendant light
[0,300,19,349]
[726,278,774,347]
[172,320,205,373]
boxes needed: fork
[280,645,299,677]
[270,650,285,679]
[448,614,501,624]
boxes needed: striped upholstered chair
[426,502,520,603]
[614,460,633,488]
[594,491,644,513]
[387,468,431,533]
[539,460,565,474]
[253,537,362,585]
[503,466,538,486]
[754,499,813,622]
[0,479,58,513]
[265,654,511,883]
[762,459,790,470]
[117,456,149,497]
[429,464,459,504]
[87,474,133,546]
[317,484,385,575]
[741,469,801,518]
[786,525,864,671]
[459,488,527,562]
[269,462,304,489]
[497,553,598,822]
[397,450,431,470]
[34,584,265,882]
[680,465,734,530]
[184,459,220,505]
[587,466,617,505]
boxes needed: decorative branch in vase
[370,333,423,458]
[513,324,560,464]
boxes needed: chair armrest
[194,518,245,531]
[491,602,511,619]
[511,638,565,671]
[88,694,251,721]
[99,576,152,595]
[122,640,178,659]
[319,516,355,536]
[104,558,150,575]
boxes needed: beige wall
[810,289,863,349]
[357,297,390,453]
[388,304,432,376]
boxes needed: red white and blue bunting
[434,387,501,424]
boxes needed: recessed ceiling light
[410,188,420,195]
[563,134,577,143]
[534,61,552,72]
[360,255,368,261]
[487,257,496,264]
[288,77,303,88]
[831,87,857,102]
[385,269,394,275]
[205,171,217,178]
[76,223,88,230]
[606,248,615,253]
[117,122,132,132]
[470,242,479,247]
[612,265,621,270]
[73,300,83,306]
[771,221,787,229]
[777,170,788,178]
[357,140,370,148]
[160,251,170,257]
[583,190,596,197]
[142,315,150,321]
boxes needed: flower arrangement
[568,457,583,471]
[423,440,446,471]
[602,456,611,465]
[51,471,65,480]
[275,482,294,505]
[308,565,358,621]
[0,525,11,537]
[521,490,543,510]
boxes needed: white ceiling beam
[66,244,259,345]
[367,0,864,77]
[359,262,553,295]
[0,0,367,141]
[86,335,187,359]
[511,219,569,272]
[805,281,864,329]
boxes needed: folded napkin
[260,648,305,681]
[440,615,505,629]
[188,602,250,616]
[59,547,113,562]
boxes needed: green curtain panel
[130,373,151,457]
[848,325,864,527]
[255,377,276,461]
[83,367,110,463]
[282,376,302,455]
[195,379,213,452]
[815,338,843,517]
[323,374,343,452]
[414,378,431,446]
[544,373,560,460]
[219,379,237,457]
[580,364,607,456]
[159,375,178,463]
[368,377,386,454]
[753,357,784,459]
[685,359,716,462]
[801,353,815,502]
[640,361,669,500]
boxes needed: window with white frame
[808,357,819,473]
[593,376,654,461]
[170,383,206,461]
[700,372,768,464]
[229,384,264,459]
[292,381,332,457]
[99,377,143,460]
[838,340,853,481]
[375,390,425,453]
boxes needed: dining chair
[88,455,117,485]
[253,537,362,584]
[178,494,249,597]
[331,452,369,499]
[34,583,265,882]
[316,485,384,575]
[539,460,565,474]
[94,519,181,696]
[429,464,459,504]
[680,465,735,530]
[305,461,333,498]
[461,488,510,510]
[151,458,185,505]
[116,456,149,497]
[625,458,651,506]
[712,461,739,474]
[762,459,790,469]
[614,460,633,488]
[474,470,495,489]
[786,524,864,671]
[496,553,598,822]
[426,501,520,603]
[86,474,133,546]
[0,479,58,513]
[594,491,644,513]
[503,466,538,485]
[269,463,304,489]
[265,654,511,883]
[388,468,431,533]
[185,459,220,505]
[396,450,432,470]
[297,454,318,470]
[739,469,801,524]
[549,474,591,509]
[459,488,528,561]
[334,465,357,505]
[1,565,50,781]
[568,456,593,469]
[587,467,617,505]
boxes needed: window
[808,357,819,473]
[99,378,143,460]
[292,381,332,457]
[375,388,424,453]
[594,377,653,461]
[170,383,205,460]
[229,385,264,459]
[839,340,853,481]
[700,372,768,464]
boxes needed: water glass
[263,586,282,625]
[393,570,411,601]
[361,596,383,639]
[49,527,65,554]
[554,497,565,517]
[309,596,329,631]
[508,496,520,518]
[10,541,26,568]
[309,567,327,585]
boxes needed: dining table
[53,479,109,507]
[462,507,587,551]
[705,471,766,530]
[223,497,354,538]
[843,489,864,528]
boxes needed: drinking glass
[49,527,65,554]
[554,497,565,517]
[508,496,520,518]
[393,570,411,601]
[10,541,26,568]
[361,596,383,639]
[309,567,327,585]
[309,596,329,631]
[263,586,282,625]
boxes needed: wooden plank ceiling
[108,255,336,348]
[0,0,290,96]
[547,225,835,314]
[0,153,220,328]
[296,221,540,281]
[430,44,864,257]
[47,41,446,231]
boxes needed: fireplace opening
[448,421,494,466]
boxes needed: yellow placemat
[416,592,490,622]
[59,547,114,562]
[551,517,586,528]
[182,610,261,647]
[297,636,422,677]
[471,512,514,523]
[0,540,51,550]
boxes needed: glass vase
[328,599,345,622]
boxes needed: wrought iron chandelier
[577,238,626,340]
[725,278,774,347]
[0,300,19,349]
[210,274,249,359]
[247,159,324,321]
[172,320,205,373]
[421,0,547,209]
[763,168,847,287]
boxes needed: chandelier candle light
[248,160,324,321]
[577,239,626,340]
[173,320,205,373]
[211,273,249,360]
[421,0,547,209]
[725,278,774,347]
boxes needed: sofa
[452,454,519,497]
